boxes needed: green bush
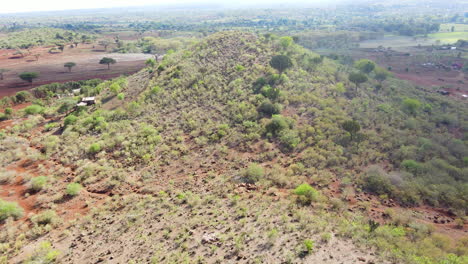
[64,115,78,127]
[24,105,44,115]
[4,107,13,115]
[15,91,32,103]
[402,98,421,115]
[117,93,125,100]
[265,115,291,137]
[278,129,300,150]
[31,210,59,226]
[258,101,281,117]
[361,166,394,196]
[88,143,101,154]
[243,163,264,183]
[30,176,48,191]
[303,239,314,254]
[401,160,422,174]
[0,199,24,221]
[66,183,82,196]
[44,122,59,131]
[294,183,319,205]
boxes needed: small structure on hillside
[77,97,96,107]
[452,63,463,70]
[436,90,450,96]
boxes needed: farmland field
[0,44,152,98]
[427,32,468,44]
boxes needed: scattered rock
[202,233,219,244]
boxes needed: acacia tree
[374,67,390,84]
[57,44,65,52]
[0,69,9,80]
[19,72,39,86]
[99,57,116,70]
[99,40,111,51]
[355,59,376,74]
[348,72,368,91]
[279,36,293,49]
[64,62,77,72]
[342,120,361,141]
[270,55,293,74]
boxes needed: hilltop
[0,31,467,264]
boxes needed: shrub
[341,120,361,141]
[401,160,422,174]
[24,105,44,115]
[348,72,368,88]
[235,64,245,71]
[66,183,82,196]
[64,115,78,127]
[258,101,281,117]
[0,170,15,184]
[402,98,421,115]
[265,115,291,137]
[26,241,60,264]
[44,122,59,131]
[88,143,101,154]
[4,107,13,115]
[294,183,319,205]
[0,199,24,221]
[354,59,376,74]
[31,210,59,226]
[151,86,161,95]
[30,176,48,191]
[243,163,264,183]
[361,166,394,196]
[278,129,300,150]
[15,91,32,103]
[57,98,78,114]
[117,93,125,100]
[261,85,281,101]
[270,55,293,73]
[303,239,314,254]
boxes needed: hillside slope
[0,32,467,264]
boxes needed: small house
[77,97,96,107]
[436,90,450,96]
[452,63,463,70]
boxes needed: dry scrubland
[0,32,467,264]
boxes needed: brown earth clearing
[0,44,152,98]
[351,48,468,100]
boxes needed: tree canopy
[19,72,39,85]
[99,57,117,69]
[348,72,368,89]
[270,55,293,73]
[64,62,77,72]
[355,59,376,74]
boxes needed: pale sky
[1,0,331,14]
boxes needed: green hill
[0,31,467,264]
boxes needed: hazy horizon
[0,0,390,15]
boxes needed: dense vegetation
[0,28,95,49]
[0,31,466,263]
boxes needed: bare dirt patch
[0,44,152,98]
[351,48,468,100]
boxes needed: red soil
[0,44,152,98]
